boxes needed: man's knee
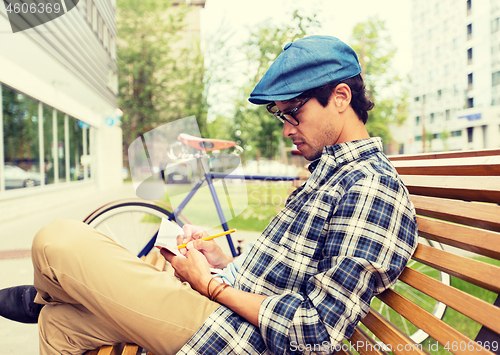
[32,220,91,260]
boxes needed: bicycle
[83,133,449,345]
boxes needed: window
[415,135,422,141]
[468,97,474,108]
[430,113,435,123]
[451,130,462,137]
[492,18,500,33]
[437,90,442,99]
[416,116,421,125]
[468,73,473,90]
[0,84,94,193]
[493,71,500,86]
[446,109,451,120]
[467,127,474,143]
[2,86,40,189]
[468,48,473,65]
[42,104,55,186]
[467,24,472,40]
[415,96,420,102]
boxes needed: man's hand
[177,224,234,269]
[160,248,212,294]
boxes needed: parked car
[4,165,44,189]
[164,163,194,184]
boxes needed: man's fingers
[160,248,175,263]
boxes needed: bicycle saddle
[179,133,237,152]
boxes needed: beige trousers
[31,219,219,355]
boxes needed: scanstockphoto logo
[3,0,79,33]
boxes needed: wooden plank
[389,149,500,161]
[416,216,500,259]
[395,164,500,176]
[411,195,500,233]
[349,327,390,355]
[399,267,500,335]
[377,289,495,355]
[412,244,500,294]
[121,344,142,355]
[401,175,500,204]
[360,309,430,355]
[96,345,123,355]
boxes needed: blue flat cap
[249,35,361,105]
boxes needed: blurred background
[0,0,499,352]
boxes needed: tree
[117,0,207,165]
[221,11,321,161]
[350,17,408,146]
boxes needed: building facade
[400,0,500,154]
[0,0,122,223]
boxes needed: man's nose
[282,120,297,137]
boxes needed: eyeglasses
[266,97,311,126]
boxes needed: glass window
[69,117,84,181]
[57,112,66,182]
[2,86,41,189]
[42,104,55,185]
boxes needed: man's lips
[294,141,305,149]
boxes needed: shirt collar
[308,137,383,174]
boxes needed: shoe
[0,285,43,323]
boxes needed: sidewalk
[0,182,262,354]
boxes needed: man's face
[276,97,345,161]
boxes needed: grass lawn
[161,179,293,232]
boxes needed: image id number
[5,2,62,15]
[444,341,498,352]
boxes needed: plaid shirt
[179,138,418,354]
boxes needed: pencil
[177,229,237,249]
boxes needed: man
[0,35,418,354]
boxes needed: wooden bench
[342,148,500,355]
[90,148,500,355]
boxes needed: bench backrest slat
[388,149,500,161]
[396,164,500,176]
[411,195,500,233]
[399,267,500,335]
[416,216,500,259]
[349,327,390,355]
[412,243,500,294]
[361,309,430,355]
[400,175,500,204]
[377,289,496,355]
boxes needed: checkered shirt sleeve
[179,138,418,355]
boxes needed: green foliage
[350,17,408,146]
[222,11,321,160]
[117,0,208,164]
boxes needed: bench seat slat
[399,267,500,335]
[416,216,500,259]
[412,195,500,233]
[360,309,430,355]
[121,344,141,355]
[349,327,390,355]
[401,175,500,204]
[412,244,500,294]
[377,289,495,355]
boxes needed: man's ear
[331,83,352,113]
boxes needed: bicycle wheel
[368,238,450,344]
[83,199,188,257]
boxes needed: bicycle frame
[138,161,301,258]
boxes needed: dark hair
[296,74,374,124]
